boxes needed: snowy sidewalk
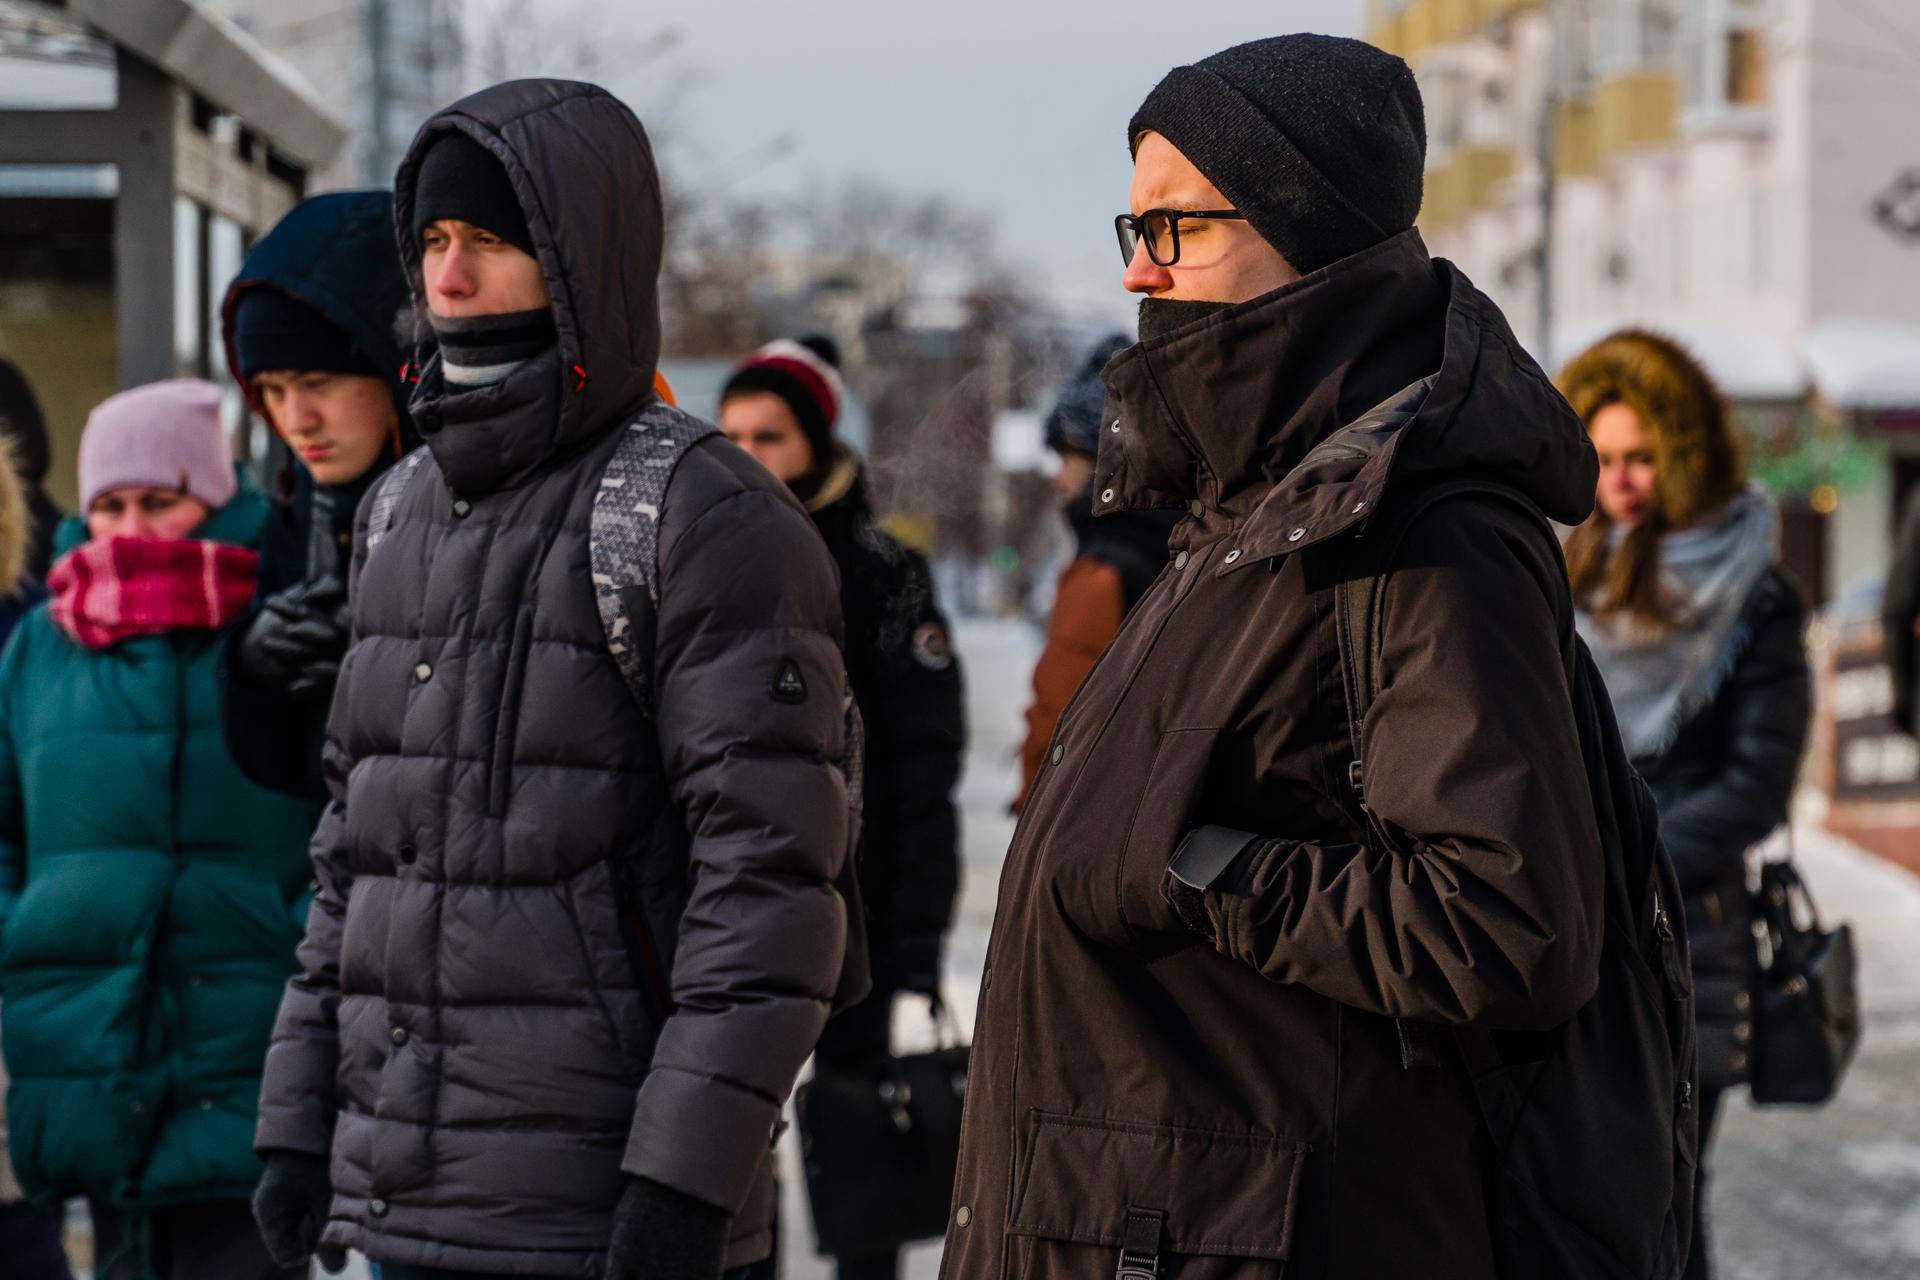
[1708,813,1920,1279]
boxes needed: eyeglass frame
[1114,208,1248,268]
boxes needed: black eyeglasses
[1115,208,1248,268]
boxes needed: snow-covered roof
[1544,319,1809,403]
[1803,316,1920,412]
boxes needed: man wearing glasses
[945,35,1622,1279]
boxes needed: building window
[1593,0,1681,74]
[174,197,205,375]
[1682,0,1774,117]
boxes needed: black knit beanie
[232,287,381,381]
[1128,34,1426,276]
[411,129,535,257]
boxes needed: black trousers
[92,1200,302,1280]
[0,1201,71,1280]
[1684,1084,1727,1280]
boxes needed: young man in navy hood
[218,190,420,802]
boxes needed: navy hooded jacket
[216,190,420,802]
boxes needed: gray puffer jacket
[254,79,854,1275]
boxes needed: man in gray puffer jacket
[250,79,857,1280]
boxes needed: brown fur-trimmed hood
[1557,329,1744,530]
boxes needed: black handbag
[795,1007,969,1256]
[1749,857,1862,1105]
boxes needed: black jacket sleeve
[857,552,965,994]
[624,455,852,1215]
[216,474,329,803]
[217,624,330,802]
[1657,572,1811,894]
[1884,492,1920,735]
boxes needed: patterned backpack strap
[590,401,720,718]
[363,448,430,552]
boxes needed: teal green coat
[0,487,317,1207]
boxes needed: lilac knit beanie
[77,379,237,511]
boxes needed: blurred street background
[7,1,1920,1276]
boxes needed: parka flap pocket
[1008,1111,1305,1260]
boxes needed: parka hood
[221,190,417,434]
[394,79,664,494]
[1098,229,1597,573]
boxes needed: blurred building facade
[0,0,344,506]
[1368,0,1920,602]
[204,0,462,191]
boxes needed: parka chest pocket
[488,610,536,816]
[1008,1111,1304,1279]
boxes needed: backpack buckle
[1116,1207,1164,1280]
[1347,758,1365,799]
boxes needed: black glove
[233,577,349,698]
[252,1150,346,1273]
[603,1175,732,1280]
[1162,825,1267,941]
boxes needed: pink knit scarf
[48,537,259,651]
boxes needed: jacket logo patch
[773,659,808,704]
[911,622,954,671]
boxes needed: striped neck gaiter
[430,307,557,387]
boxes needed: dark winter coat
[1017,494,1177,805]
[1885,489,1920,736]
[216,190,419,803]
[0,358,61,588]
[1635,567,1809,1090]
[0,495,317,1208]
[253,80,853,1275]
[806,450,963,1058]
[943,231,1608,1279]
[0,422,38,650]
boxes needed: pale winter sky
[597,0,1358,327]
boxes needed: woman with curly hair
[1559,330,1812,1280]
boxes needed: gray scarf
[1578,485,1778,761]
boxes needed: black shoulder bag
[1749,853,1862,1104]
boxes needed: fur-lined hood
[1557,329,1744,530]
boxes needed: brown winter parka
[254,81,852,1274]
[943,231,1606,1279]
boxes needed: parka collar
[1097,229,1596,577]
[1097,230,1445,519]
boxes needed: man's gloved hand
[252,1150,346,1273]
[603,1176,731,1280]
[233,577,349,697]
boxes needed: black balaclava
[1139,298,1233,344]
[412,129,556,387]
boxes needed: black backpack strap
[589,401,720,719]
[588,400,873,1016]
[362,447,429,553]
[1330,478,1557,1092]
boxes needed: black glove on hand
[603,1176,732,1280]
[233,578,349,697]
[252,1150,346,1273]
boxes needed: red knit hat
[721,336,846,460]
